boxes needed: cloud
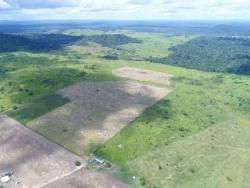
[0,0,11,9]
[1,0,250,20]
[128,0,152,5]
[5,0,77,9]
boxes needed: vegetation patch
[7,93,70,124]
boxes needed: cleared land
[0,113,131,188]
[0,113,84,188]
[112,67,172,84]
[27,81,170,156]
[44,170,130,188]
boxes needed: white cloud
[5,0,77,9]
[0,0,10,9]
[1,0,250,20]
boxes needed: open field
[97,64,250,187]
[117,32,194,59]
[126,121,250,188]
[112,67,172,84]
[0,113,84,188]
[27,81,170,156]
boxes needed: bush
[158,165,162,170]
[226,176,233,182]
[75,161,81,166]
[140,177,146,186]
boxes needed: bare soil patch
[0,113,84,188]
[27,81,170,156]
[112,67,172,84]
[44,169,130,188]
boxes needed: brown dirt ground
[112,67,172,84]
[44,169,130,188]
[27,81,170,156]
[0,114,130,188]
[0,113,84,188]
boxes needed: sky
[0,0,250,21]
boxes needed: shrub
[190,168,196,174]
[226,176,233,182]
[158,165,162,170]
[75,161,81,166]
[140,177,146,186]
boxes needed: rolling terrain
[0,24,249,188]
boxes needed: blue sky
[0,0,249,20]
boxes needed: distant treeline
[0,33,82,52]
[79,34,141,47]
[1,22,250,35]
[153,36,250,75]
[0,33,141,53]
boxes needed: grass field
[96,63,250,187]
[118,32,194,59]
[0,28,249,188]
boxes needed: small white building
[94,157,105,164]
[1,175,11,183]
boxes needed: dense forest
[0,33,82,52]
[79,34,141,47]
[0,33,141,53]
[154,36,250,75]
